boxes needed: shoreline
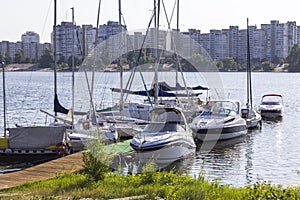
[4,63,287,73]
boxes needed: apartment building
[1,20,300,66]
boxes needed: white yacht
[190,100,247,141]
[259,94,284,119]
[130,106,196,166]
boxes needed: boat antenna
[247,18,253,109]
[1,61,7,137]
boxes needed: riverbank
[4,63,287,72]
[0,169,299,199]
[4,64,76,72]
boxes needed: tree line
[2,44,300,72]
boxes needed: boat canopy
[111,87,202,97]
[262,94,282,98]
[157,82,209,91]
[111,81,208,97]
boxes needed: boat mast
[53,0,58,118]
[119,0,124,117]
[1,61,6,137]
[71,7,75,127]
[154,0,160,104]
[246,18,253,109]
[176,0,179,95]
[91,0,101,109]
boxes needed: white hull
[134,144,195,167]
[260,110,283,119]
[246,118,261,129]
[196,129,247,141]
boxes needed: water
[1,71,300,187]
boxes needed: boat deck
[0,152,83,190]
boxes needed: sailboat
[241,18,262,129]
[0,15,69,165]
[110,0,208,125]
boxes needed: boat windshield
[261,101,281,105]
[150,109,183,123]
[262,96,282,104]
[201,101,238,116]
[143,123,185,132]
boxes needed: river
[0,71,299,187]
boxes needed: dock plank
[0,152,83,190]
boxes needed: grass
[1,153,300,199]
[1,169,300,199]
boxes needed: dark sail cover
[111,87,201,97]
[54,94,69,114]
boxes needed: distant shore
[5,64,52,72]
[4,63,286,72]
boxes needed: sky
[1,0,300,43]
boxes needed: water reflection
[109,151,195,174]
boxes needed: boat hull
[195,126,247,141]
[260,110,283,119]
[133,143,195,167]
[246,118,262,129]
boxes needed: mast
[71,7,75,127]
[246,18,253,109]
[1,61,6,137]
[176,0,179,31]
[53,0,58,117]
[175,0,179,96]
[119,0,124,117]
[91,0,101,109]
[154,0,160,104]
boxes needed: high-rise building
[21,31,40,44]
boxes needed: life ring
[55,142,68,156]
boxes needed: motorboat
[258,94,284,119]
[190,100,247,141]
[130,106,196,166]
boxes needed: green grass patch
[1,170,300,200]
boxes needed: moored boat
[0,126,70,166]
[258,94,284,119]
[130,106,196,166]
[241,18,262,129]
[190,100,247,141]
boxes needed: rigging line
[120,13,137,101]
[170,34,189,96]
[91,0,101,108]
[161,0,177,29]
[135,11,157,106]
[124,11,156,106]
[169,0,177,28]
[84,70,97,124]
[41,0,53,40]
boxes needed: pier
[0,152,83,190]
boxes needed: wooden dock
[0,152,83,190]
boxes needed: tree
[67,56,82,69]
[39,48,53,68]
[286,44,300,72]
[222,57,237,71]
[261,61,274,72]
[14,49,25,63]
[4,53,11,64]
